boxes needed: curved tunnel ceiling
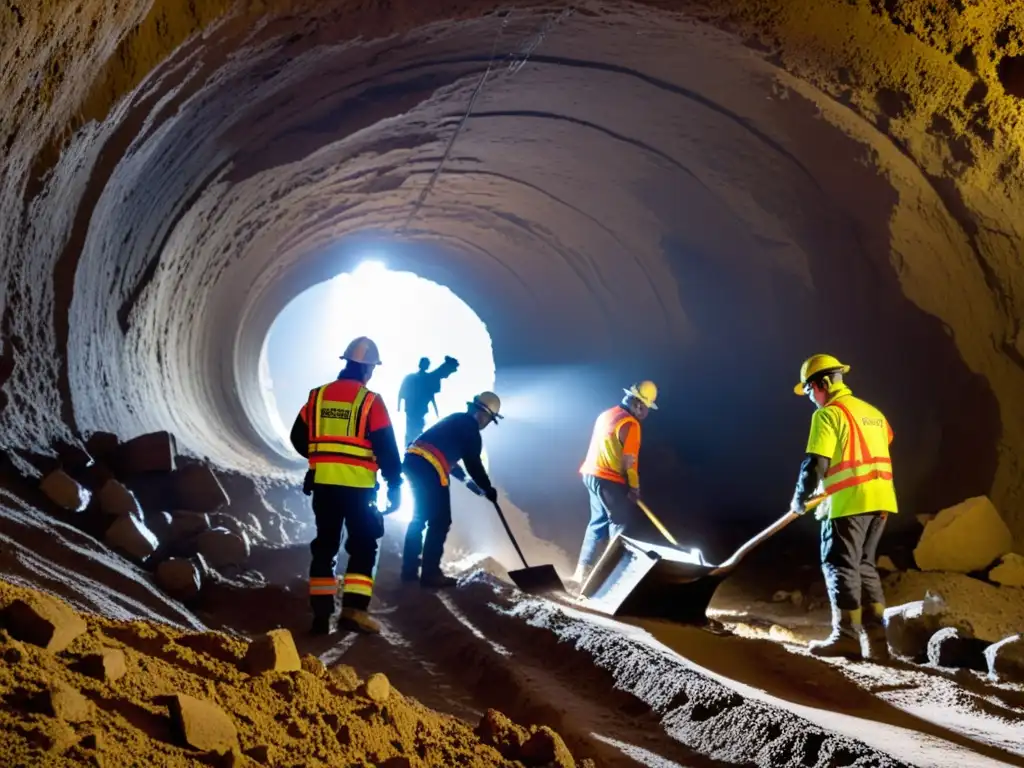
[2,0,1024,542]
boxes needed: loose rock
[146,511,174,541]
[521,726,576,768]
[116,431,177,475]
[884,591,947,662]
[364,672,390,704]
[876,555,897,572]
[80,648,127,682]
[98,479,143,518]
[477,709,528,758]
[989,553,1024,587]
[105,514,159,562]
[926,627,988,671]
[244,629,301,674]
[984,635,1024,683]
[170,693,238,753]
[197,528,250,570]
[156,558,202,601]
[174,463,230,513]
[171,511,211,540]
[40,470,91,512]
[45,682,93,723]
[300,655,326,677]
[85,432,119,464]
[329,664,360,691]
[2,594,87,652]
[913,496,1013,573]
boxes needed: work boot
[808,608,864,659]
[309,615,333,636]
[338,607,381,635]
[861,602,891,662]
[420,573,459,589]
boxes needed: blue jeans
[576,474,642,570]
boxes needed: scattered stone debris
[244,629,301,674]
[45,682,93,723]
[926,627,988,671]
[884,591,947,662]
[197,528,250,570]
[2,593,87,652]
[173,463,229,513]
[79,648,127,682]
[170,693,239,753]
[97,479,142,518]
[156,558,203,601]
[39,470,91,512]
[984,635,1024,683]
[989,553,1024,587]
[116,431,176,474]
[364,672,391,704]
[913,496,1013,573]
[104,514,159,562]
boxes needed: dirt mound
[0,579,588,767]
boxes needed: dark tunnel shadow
[641,90,1001,555]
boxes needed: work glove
[627,487,640,504]
[385,483,402,513]
[451,464,467,482]
[789,495,806,516]
[465,480,483,497]
[814,503,830,522]
[302,470,314,497]
[483,486,498,504]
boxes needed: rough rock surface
[925,627,988,671]
[914,497,1014,573]
[172,464,230,514]
[79,648,127,683]
[884,570,1024,643]
[104,514,159,562]
[2,0,1024,554]
[989,552,1024,587]
[984,635,1024,683]
[243,629,301,675]
[115,433,177,475]
[97,480,143,519]
[883,592,948,662]
[197,528,250,570]
[2,594,88,653]
[0,580,585,767]
[39,471,90,513]
[155,558,202,601]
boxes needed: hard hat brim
[623,388,658,410]
[794,364,850,395]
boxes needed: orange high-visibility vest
[579,406,640,486]
[305,379,379,488]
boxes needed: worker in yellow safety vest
[790,354,896,660]
[290,336,403,636]
[572,381,659,587]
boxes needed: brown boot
[338,607,381,635]
[861,602,891,662]
[809,608,864,659]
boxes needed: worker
[572,381,658,588]
[789,354,897,660]
[398,355,460,446]
[401,392,502,587]
[289,336,403,636]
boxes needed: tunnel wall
[2,0,1024,554]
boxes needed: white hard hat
[340,336,381,366]
[469,391,503,421]
[623,380,658,409]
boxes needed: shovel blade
[508,564,566,595]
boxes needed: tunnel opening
[262,257,496,517]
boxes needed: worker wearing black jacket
[290,336,402,636]
[401,392,503,587]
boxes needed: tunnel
[3,0,1024,563]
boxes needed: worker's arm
[791,454,829,513]
[461,429,496,500]
[791,408,838,514]
[290,412,309,458]
[366,398,402,489]
[618,421,640,492]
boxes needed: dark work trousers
[309,484,381,616]
[404,413,426,447]
[820,511,888,614]
[576,474,652,570]
[401,455,452,579]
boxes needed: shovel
[491,500,567,595]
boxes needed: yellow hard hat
[340,336,381,366]
[794,354,850,395]
[624,380,659,410]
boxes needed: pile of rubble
[880,496,1024,683]
[22,431,308,611]
[0,580,584,767]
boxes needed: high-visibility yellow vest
[579,406,640,486]
[807,388,897,519]
[305,379,379,489]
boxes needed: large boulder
[170,511,211,541]
[169,694,238,753]
[39,470,91,512]
[105,515,159,562]
[172,463,229,514]
[883,591,947,662]
[85,431,120,465]
[97,479,143,518]
[926,627,988,671]
[2,594,87,653]
[989,553,1024,588]
[913,496,1012,573]
[984,635,1024,683]
[116,432,176,475]
[197,528,250,570]
[244,629,301,674]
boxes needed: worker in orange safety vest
[290,336,403,636]
[571,381,659,587]
[790,354,897,660]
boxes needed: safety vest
[305,380,379,488]
[816,392,898,519]
[579,406,639,484]
[407,441,451,486]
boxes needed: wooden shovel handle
[710,494,827,575]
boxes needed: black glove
[302,470,314,496]
[465,480,483,496]
[451,464,467,482]
[372,509,385,538]
[386,483,402,512]
[483,486,498,503]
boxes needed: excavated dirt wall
[3,0,1024,547]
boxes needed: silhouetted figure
[398,356,459,445]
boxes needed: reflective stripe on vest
[407,441,450,486]
[579,407,639,484]
[821,399,896,518]
[306,381,379,488]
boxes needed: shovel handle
[710,494,827,575]
[492,501,531,569]
[637,500,679,546]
